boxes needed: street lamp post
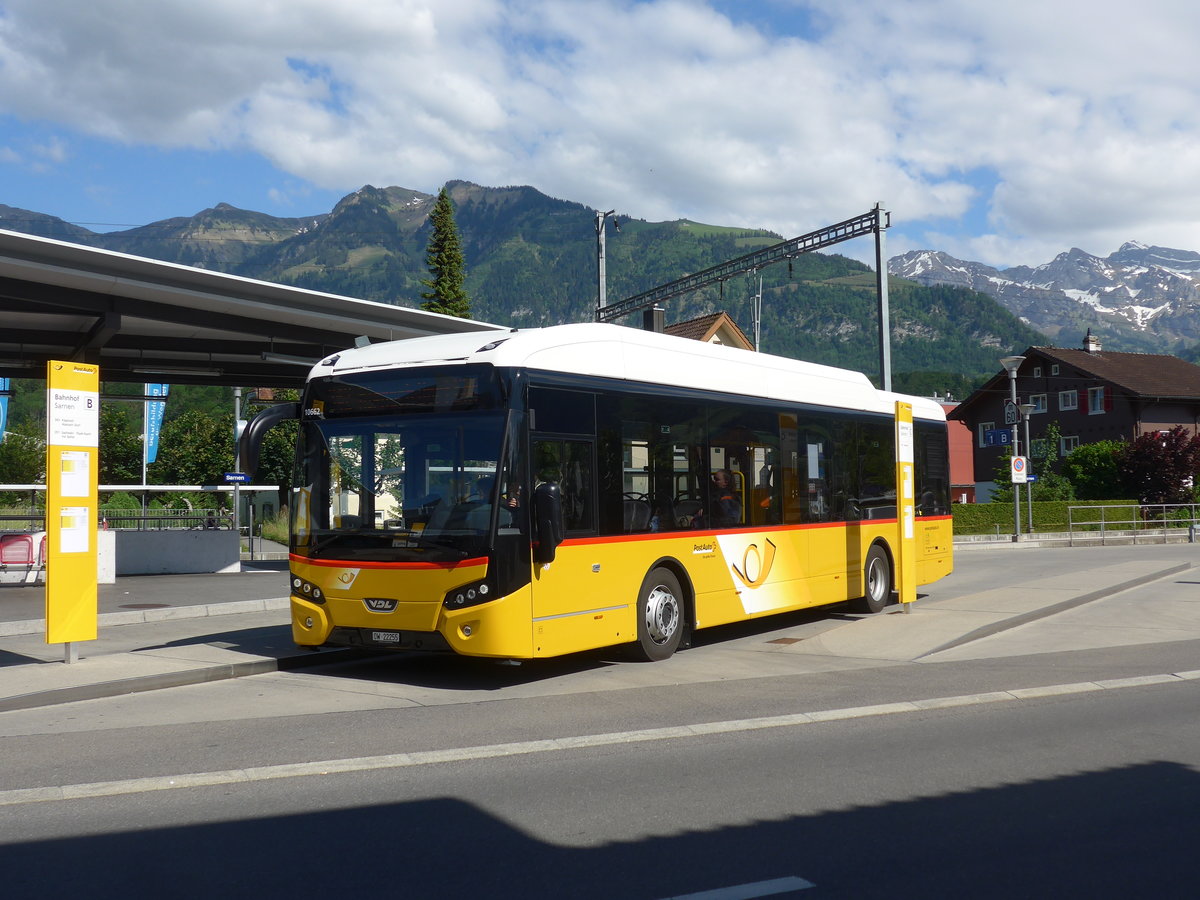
[1019,402,1035,534]
[594,210,618,320]
[1000,356,1025,540]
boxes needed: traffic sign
[984,428,1013,447]
[1010,456,1028,484]
[223,472,250,484]
[1003,401,1019,425]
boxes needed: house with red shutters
[948,331,1200,501]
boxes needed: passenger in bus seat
[469,475,495,502]
[711,469,740,527]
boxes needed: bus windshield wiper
[305,531,356,557]
[302,528,465,556]
[416,536,470,558]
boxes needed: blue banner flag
[0,377,10,443]
[144,383,169,464]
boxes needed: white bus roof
[312,323,946,421]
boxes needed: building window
[1061,435,1080,454]
[1088,386,1106,414]
[1051,364,1060,376]
[977,421,995,448]
[1033,366,1042,378]
[1059,390,1078,411]
[1031,438,1049,458]
[1030,393,1047,414]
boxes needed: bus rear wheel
[630,567,684,661]
[851,544,892,614]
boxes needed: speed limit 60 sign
[1010,455,1028,484]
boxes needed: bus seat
[623,498,651,531]
[0,533,36,566]
[0,533,46,584]
[674,500,702,528]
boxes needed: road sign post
[894,401,916,612]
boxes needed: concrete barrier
[114,530,240,575]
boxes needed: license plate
[371,631,401,644]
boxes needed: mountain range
[889,244,1200,357]
[2,183,1055,394]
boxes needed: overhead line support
[596,207,881,323]
[596,203,893,389]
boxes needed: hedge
[951,500,1138,535]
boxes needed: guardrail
[101,509,235,530]
[1067,503,1200,545]
[1,509,235,531]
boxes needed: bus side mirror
[532,482,564,564]
[238,402,300,478]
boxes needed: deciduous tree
[1119,426,1200,504]
[99,404,143,484]
[0,419,44,505]
[151,409,234,486]
[1062,439,1127,500]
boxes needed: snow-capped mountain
[889,242,1200,353]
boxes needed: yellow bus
[241,323,953,662]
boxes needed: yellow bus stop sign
[45,360,100,648]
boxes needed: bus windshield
[293,376,513,563]
[294,411,509,563]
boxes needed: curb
[0,596,292,637]
[916,561,1193,659]
[0,646,375,714]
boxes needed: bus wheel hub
[645,584,679,644]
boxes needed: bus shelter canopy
[0,229,503,388]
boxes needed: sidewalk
[0,549,1195,713]
[0,561,361,712]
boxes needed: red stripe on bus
[559,519,906,547]
[290,553,488,570]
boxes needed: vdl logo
[363,597,398,613]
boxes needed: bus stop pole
[233,387,242,557]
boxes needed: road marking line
[662,875,815,899]
[0,671,1194,807]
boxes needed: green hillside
[4,181,1045,392]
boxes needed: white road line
[1,670,1197,807]
[662,875,816,899]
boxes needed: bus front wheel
[852,544,892,614]
[630,567,684,661]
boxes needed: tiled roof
[664,311,753,349]
[1035,346,1200,398]
[947,344,1200,422]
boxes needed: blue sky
[2,0,1199,267]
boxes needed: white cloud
[1,0,1200,264]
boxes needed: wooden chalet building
[950,332,1200,500]
[664,311,755,350]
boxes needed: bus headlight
[443,579,492,609]
[291,573,326,605]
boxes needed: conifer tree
[420,187,471,318]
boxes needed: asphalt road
[2,544,1200,898]
[0,671,1196,899]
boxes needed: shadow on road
[2,760,1196,899]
